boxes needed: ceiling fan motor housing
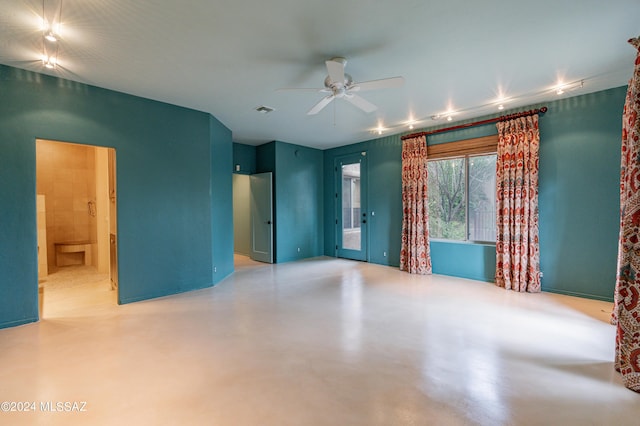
[289,56,403,115]
[324,73,353,97]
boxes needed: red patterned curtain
[495,115,541,292]
[613,37,640,393]
[400,135,432,274]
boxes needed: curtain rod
[401,107,548,140]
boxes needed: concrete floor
[1,256,638,425]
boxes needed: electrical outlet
[383,251,387,257]
[214,267,217,273]
[297,247,301,253]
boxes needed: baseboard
[0,316,38,330]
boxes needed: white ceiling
[1,0,639,149]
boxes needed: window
[341,164,361,230]
[427,154,496,242]
[341,163,361,251]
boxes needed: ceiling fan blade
[276,87,329,93]
[325,59,345,84]
[345,94,377,113]
[351,76,405,92]
[307,95,335,115]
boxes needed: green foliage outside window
[427,154,496,242]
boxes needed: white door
[250,172,273,263]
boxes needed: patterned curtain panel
[400,135,432,274]
[613,36,640,393]
[495,115,541,292]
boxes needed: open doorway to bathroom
[36,139,118,318]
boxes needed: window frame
[427,135,498,245]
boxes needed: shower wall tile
[36,140,98,269]
[75,212,90,226]
[54,211,74,228]
[53,181,73,199]
[53,197,73,211]
[54,169,73,184]
[73,180,88,197]
[73,198,88,212]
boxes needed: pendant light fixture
[41,0,62,70]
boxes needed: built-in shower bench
[54,241,92,266]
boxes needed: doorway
[35,139,118,318]
[336,153,368,261]
[232,172,273,265]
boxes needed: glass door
[336,153,367,261]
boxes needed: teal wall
[429,242,496,282]
[256,142,276,174]
[210,116,235,282]
[537,88,624,300]
[256,141,324,263]
[324,86,626,301]
[0,65,233,328]
[233,142,257,175]
[274,142,324,262]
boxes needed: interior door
[336,153,367,261]
[250,172,273,263]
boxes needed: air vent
[255,105,275,114]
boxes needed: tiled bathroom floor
[1,256,638,425]
[40,265,115,318]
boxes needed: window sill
[429,238,496,247]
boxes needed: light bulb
[44,30,57,42]
[42,56,57,69]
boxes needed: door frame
[335,152,368,262]
[35,139,119,318]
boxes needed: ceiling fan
[280,57,404,115]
